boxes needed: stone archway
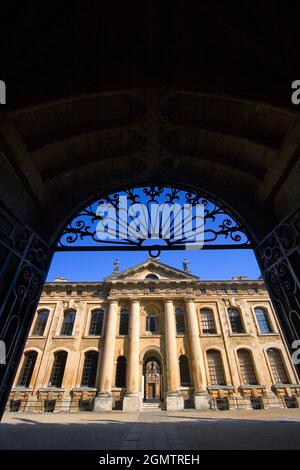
[142,351,164,403]
[143,356,162,402]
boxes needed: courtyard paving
[1,409,300,450]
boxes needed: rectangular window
[201,310,216,334]
[146,316,158,333]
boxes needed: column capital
[164,298,174,304]
[107,298,119,304]
[130,299,140,305]
[185,298,196,304]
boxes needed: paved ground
[1,409,300,450]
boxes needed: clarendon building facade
[7,259,300,413]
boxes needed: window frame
[48,351,68,388]
[206,349,226,386]
[119,308,129,336]
[200,308,217,335]
[175,307,186,334]
[227,307,245,334]
[254,307,273,334]
[266,347,290,385]
[236,348,258,385]
[60,309,76,336]
[31,309,50,336]
[115,355,126,388]
[80,351,98,388]
[88,308,105,336]
[17,351,38,388]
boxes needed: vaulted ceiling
[0,2,299,241]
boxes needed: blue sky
[47,249,261,282]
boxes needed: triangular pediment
[105,259,198,281]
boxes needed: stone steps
[140,402,163,411]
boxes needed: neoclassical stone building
[8,259,300,413]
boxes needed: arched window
[89,309,104,335]
[48,351,67,387]
[145,274,159,280]
[228,308,244,333]
[267,348,289,384]
[17,351,37,387]
[115,356,126,388]
[119,309,129,335]
[207,350,226,385]
[60,310,76,336]
[179,355,191,386]
[32,309,49,336]
[81,351,98,387]
[176,308,185,333]
[200,309,216,334]
[255,307,272,334]
[237,349,258,385]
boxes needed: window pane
[81,352,98,387]
[267,348,289,384]
[17,352,37,387]
[115,356,126,388]
[228,308,244,333]
[207,350,226,385]
[255,308,272,334]
[201,309,216,334]
[32,310,49,336]
[60,310,76,336]
[48,352,67,387]
[237,349,257,385]
[119,309,129,335]
[89,309,104,335]
[176,308,185,333]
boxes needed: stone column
[94,300,118,411]
[185,299,209,410]
[123,299,140,411]
[164,299,184,410]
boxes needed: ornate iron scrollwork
[57,185,251,255]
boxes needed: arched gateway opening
[143,354,163,403]
[0,174,299,417]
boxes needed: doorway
[143,356,162,402]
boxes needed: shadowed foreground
[1,410,300,450]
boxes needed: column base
[166,392,184,411]
[122,394,140,412]
[94,393,113,412]
[194,391,210,410]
